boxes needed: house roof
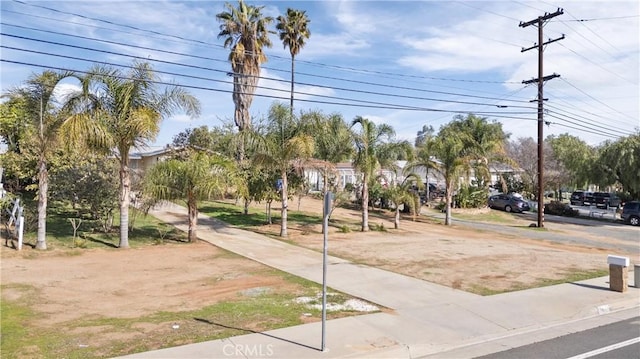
[128,145,175,160]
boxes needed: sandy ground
[256,197,637,293]
[1,242,298,325]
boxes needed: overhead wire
[545,111,631,137]
[544,103,635,135]
[4,0,636,141]
[6,0,522,86]
[0,32,537,111]
[546,118,622,140]
[559,78,638,124]
[0,58,540,120]
[1,23,533,105]
[555,42,635,85]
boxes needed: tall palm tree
[253,102,314,237]
[351,116,412,232]
[63,62,200,248]
[276,8,310,119]
[216,0,274,161]
[6,70,78,250]
[431,127,467,226]
[143,151,237,242]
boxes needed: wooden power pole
[520,8,564,228]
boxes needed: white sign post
[17,215,24,251]
[6,198,24,250]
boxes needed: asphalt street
[426,210,639,254]
[475,316,640,359]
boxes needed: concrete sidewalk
[119,202,640,359]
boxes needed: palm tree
[431,129,467,226]
[405,136,439,202]
[276,8,310,119]
[216,0,274,160]
[385,173,423,229]
[5,70,78,250]
[350,116,412,232]
[433,114,507,225]
[63,62,200,248]
[143,151,237,242]
[253,102,314,237]
[301,111,353,194]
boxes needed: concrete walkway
[119,202,640,359]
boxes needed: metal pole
[321,191,331,351]
[537,18,545,229]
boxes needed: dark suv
[570,190,593,206]
[621,201,640,226]
[592,192,621,209]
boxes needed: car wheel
[505,205,512,213]
[630,216,640,226]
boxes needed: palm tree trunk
[361,176,369,232]
[35,158,48,250]
[289,55,295,119]
[243,198,249,215]
[187,197,198,243]
[280,169,288,237]
[119,162,131,248]
[445,179,453,226]
[394,208,400,229]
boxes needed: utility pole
[520,8,563,228]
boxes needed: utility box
[607,255,629,292]
[635,264,640,289]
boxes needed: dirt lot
[1,196,637,357]
[258,197,638,294]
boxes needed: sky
[1,0,638,148]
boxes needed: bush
[454,184,488,209]
[370,222,387,232]
[544,201,578,217]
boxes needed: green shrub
[544,201,578,217]
[454,184,488,208]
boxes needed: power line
[1,23,533,105]
[545,112,630,138]
[6,0,522,86]
[542,0,626,55]
[0,32,537,112]
[545,103,634,135]
[545,87,640,130]
[560,15,640,22]
[556,42,635,85]
[546,119,622,140]
[560,77,638,124]
[0,58,540,121]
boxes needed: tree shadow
[84,236,119,248]
[192,317,321,352]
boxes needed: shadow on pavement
[193,317,322,352]
[568,281,611,291]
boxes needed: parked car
[592,192,622,209]
[570,190,593,206]
[621,201,640,226]
[488,194,530,213]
